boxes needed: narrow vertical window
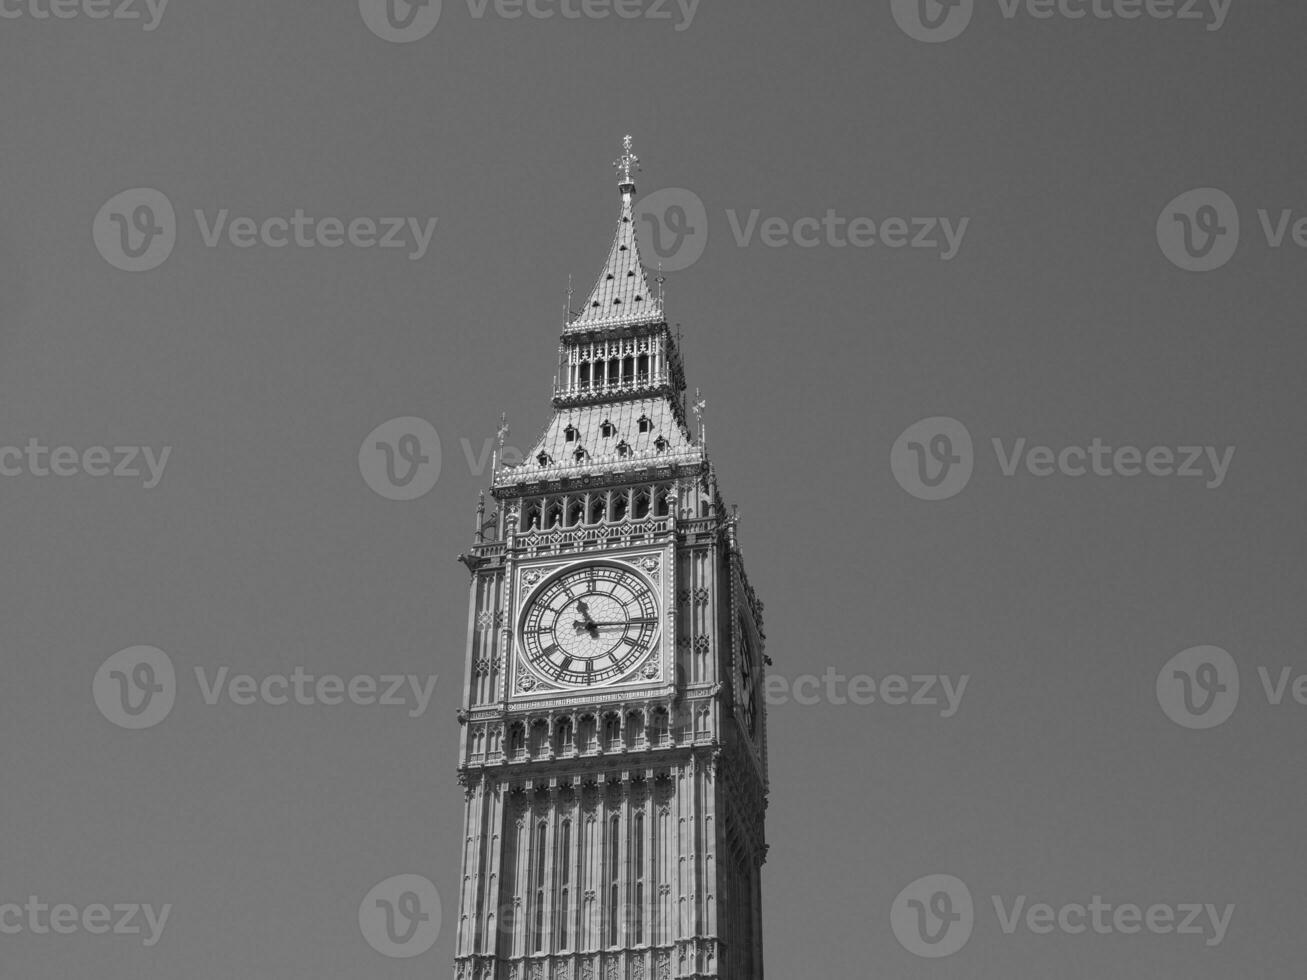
[557,820,571,950]
[608,815,621,947]
[633,812,645,944]
[534,822,547,952]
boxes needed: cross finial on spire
[614,134,640,195]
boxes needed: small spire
[692,388,707,447]
[492,412,509,473]
[613,134,640,197]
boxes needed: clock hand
[575,600,596,625]
[571,618,599,638]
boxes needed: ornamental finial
[614,134,640,194]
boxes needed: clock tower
[453,138,769,980]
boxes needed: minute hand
[588,619,657,627]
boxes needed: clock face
[520,563,659,688]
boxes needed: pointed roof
[499,395,700,490]
[565,136,664,333]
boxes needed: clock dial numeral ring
[520,564,659,688]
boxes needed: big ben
[453,138,769,980]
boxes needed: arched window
[523,502,541,531]
[573,447,588,463]
[577,714,597,753]
[600,420,615,438]
[637,355,650,382]
[536,451,552,466]
[508,723,525,759]
[564,424,579,442]
[612,492,628,522]
[566,499,584,527]
[653,435,669,453]
[603,713,621,751]
[654,486,671,518]
[650,707,669,746]
[621,355,634,383]
[555,716,573,755]
[632,489,649,519]
[529,719,548,756]
[587,493,605,525]
[637,414,652,433]
[578,363,591,389]
[616,440,631,459]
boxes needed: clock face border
[513,554,667,696]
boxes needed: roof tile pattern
[566,195,663,333]
[503,396,699,485]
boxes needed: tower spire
[566,136,661,333]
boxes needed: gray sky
[3,0,1306,977]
